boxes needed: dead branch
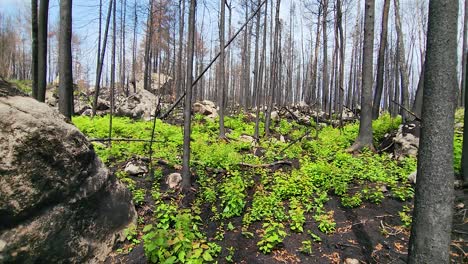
[391,100,421,121]
[89,138,162,143]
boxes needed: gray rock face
[116,89,160,121]
[0,95,136,263]
[165,173,182,189]
[193,100,218,120]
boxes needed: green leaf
[203,251,214,261]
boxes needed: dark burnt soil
[105,161,467,264]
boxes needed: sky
[0,0,464,90]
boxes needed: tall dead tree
[92,0,114,116]
[264,0,281,136]
[58,0,73,120]
[143,0,154,91]
[321,0,329,113]
[372,0,390,119]
[182,0,196,191]
[408,0,458,262]
[255,0,267,139]
[37,0,49,102]
[460,0,468,107]
[175,0,185,98]
[348,0,375,152]
[109,0,117,147]
[219,0,227,138]
[394,0,410,122]
[310,6,322,105]
[31,0,38,99]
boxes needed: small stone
[408,171,417,184]
[456,203,465,210]
[280,135,286,143]
[0,240,6,252]
[271,111,279,121]
[344,258,360,264]
[166,173,182,189]
[454,180,463,189]
[239,135,255,143]
[124,162,147,175]
[380,185,388,193]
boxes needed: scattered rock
[408,171,417,184]
[124,161,148,176]
[81,108,93,116]
[239,135,255,143]
[166,173,182,189]
[455,202,465,210]
[193,100,218,118]
[344,258,360,264]
[116,89,160,120]
[0,95,136,263]
[280,135,286,143]
[380,185,388,193]
[394,122,420,159]
[270,111,279,121]
[454,180,463,189]
[96,98,110,110]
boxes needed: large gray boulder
[116,89,160,121]
[0,92,136,263]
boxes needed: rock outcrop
[0,90,136,263]
[193,100,218,119]
[393,122,420,159]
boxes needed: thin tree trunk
[264,0,280,136]
[182,0,196,191]
[31,0,38,99]
[460,0,468,107]
[394,0,410,123]
[408,0,458,261]
[219,0,226,138]
[109,0,117,148]
[255,0,267,139]
[372,0,390,119]
[58,0,73,120]
[37,0,49,102]
[348,0,375,152]
[321,0,328,113]
[92,0,114,116]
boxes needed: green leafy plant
[399,205,412,229]
[289,198,305,233]
[257,221,287,254]
[132,189,146,205]
[307,230,322,242]
[225,246,235,263]
[299,240,313,255]
[315,211,336,234]
[340,193,362,208]
[220,171,246,218]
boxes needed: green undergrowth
[73,112,463,262]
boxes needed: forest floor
[73,111,467,264]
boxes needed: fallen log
[239,160,292,168]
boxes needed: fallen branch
[391,100,421,121]
[239,160,292,168]
[279,128,313,154]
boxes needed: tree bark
[408,0,458,262]
[348,0,375,152]
[372,0,390,119]
[109,0,117,148]
[58,0,73,120]
[321,0,328,113]
[460,0,468,107]
[37,0,49,102]
[255,0,267,139]
[264,0,280,136]
[31,0,39,99]
[182,0,197,191]
[218,0,226,138]
[394,0,410,123]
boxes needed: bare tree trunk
[264,0,280,136]
[372,0,390,119]
[31,0,39,99]
[92,0,114,116]
[310,7,322,105]
[58,0,73,120]
[394,0,410,123]
[182,0,196,191]
[132,0,137,93]
[37,0,49,102]
[408,0,458,261]
[219,0,227,138]
[460,0,468,107]
[321,0,328,113]
[109,0,117,148]
[143,0,154,91]
[348,0,375,152]
[337,0,345,125]
[255,0,267,139]
[175,0,185,98]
